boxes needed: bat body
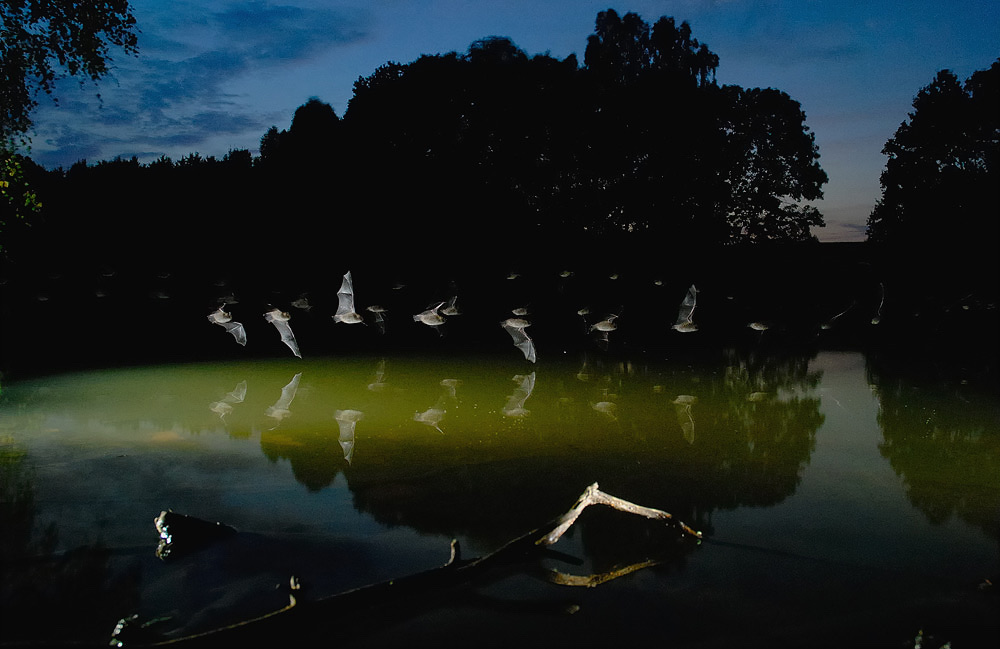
[441,294,461,316]
[501,317,536,363]
[208,306,247,346]
[671,284,698,333]
[414,302,446,334]
[333,271,364,324]
[264,308,302,358]
[590,313,619,349]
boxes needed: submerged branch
[111,482,701,647]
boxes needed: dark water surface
[1,349,997,647]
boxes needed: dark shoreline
[2,242,996,383]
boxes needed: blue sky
[22,0,999,242]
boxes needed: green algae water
[1,349,997,647]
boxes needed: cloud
[27,1,371,167]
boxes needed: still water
[1,349,997,647]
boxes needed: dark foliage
[866,60,999,323]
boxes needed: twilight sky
[22,0,999,242]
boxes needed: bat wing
[272,319,301,358]
[502,322,529,345]
[516,339,536,363]
[675,285,697,325]
[223,321,247,346]
[502,323,536,362]
[335,271,355,317]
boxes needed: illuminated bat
[501,317,536,363]
[366,305,387,334]
[207,306,247,346]
[671,284,698,333]
[590,312,619,349]
[333,271,364,324]
[414,302,446,335]
[264,308,302,358]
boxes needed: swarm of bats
[207,272,884,361]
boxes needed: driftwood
[153,510,237,560]
[111,482,702,647]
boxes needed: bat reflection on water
[333,409,364,464]
[209,380,247,419]
[502,372,536,418]
[266,372,302,423]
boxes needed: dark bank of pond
[1,348,997,647]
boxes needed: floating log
[112,483,701,647]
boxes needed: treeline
[6,10,829,277]
[1,10,996,375]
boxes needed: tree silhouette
[1,0,138,138]
[719,86,828,242]
[337,10,826,253]
[867,60,999,250]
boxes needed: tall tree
[719,86,827,242]
[867,61,999,250]
[2,0,138,254]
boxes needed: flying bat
[414,302,446,335]
[333,271,364,324]
[821,300,856,330]
[871,282,885,325]
[366,305,388,334]
[501,317,536,363]
[671,284,698,333]
[207,306,247,346]
[590,312,619,350]
[264,308,302,358]
[441,293,461,316]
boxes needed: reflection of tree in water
[867,357,1000,538]
[336,349,824,562]
[704,348,823,507]
[0,437,140,645]
[259,426,344,492]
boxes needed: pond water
[1,348,997,647]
